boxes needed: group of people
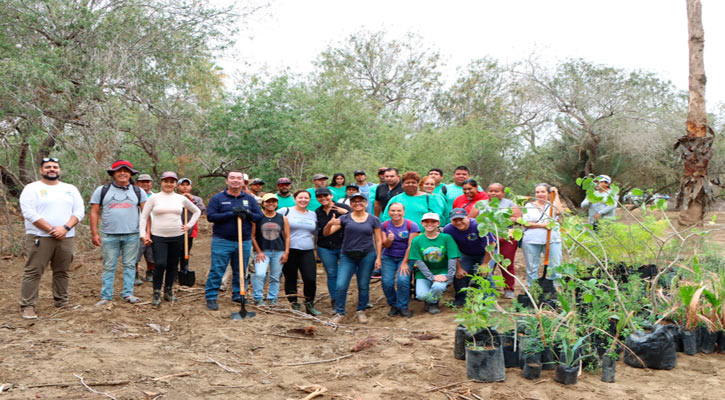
[20,158,615,323]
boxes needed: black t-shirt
[375,182,403,211]
[340,213,381,252]
[254,212,286,251]
[316,202,351,249]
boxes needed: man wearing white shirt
[18,157,85,319]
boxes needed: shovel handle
[237,216,245,296]
[184,209,189,260]
[543,190,555,269]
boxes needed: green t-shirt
[329,186,347,202]
[409,233,460,280]
[433,184,447,196]
[306,187,321,211]
[444,183,464,208]
[381,192,450,226]
[275,193,296,210]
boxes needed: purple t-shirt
[381,219,420,258]
[443,218,495,256]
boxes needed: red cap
[106,160,138,176]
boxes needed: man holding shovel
[204,171,263,311]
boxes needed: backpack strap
[99,183,142,208]
[441,185,447,195]
[98,183,111,206]
[133,185,142,206]
[382,220,390,232]
[406,219,412,232]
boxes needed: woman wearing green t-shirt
[381,171,449,227]
[329,173,347,201]
[408,212,460,314]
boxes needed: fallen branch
[272,354,352,367]
[73,374,118,400]
[268,333,326,341]
[200,357,241,374]
[295,384,328,400]
[151,372,192,381]
[26,380,130,389]
[425,380,470,393]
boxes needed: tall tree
[675,0,715,225]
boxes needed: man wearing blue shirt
[204,171,263,310]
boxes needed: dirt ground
[1,210,724,400]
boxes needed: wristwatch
[63,225,71,231]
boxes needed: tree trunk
[676,0,713,226]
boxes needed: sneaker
[144,271,153,282]
[122,295,142,304]
[357,310,368,324]
[20,307,38,319]
[219,283,227,292]
[267,299,278,306]
[366,302,373,309]
[399,308,414,318]
[291,302,301,311]
[427,302,440,315]
[134,274,143,286]
[152,290,162,307]
[330,313,344,324]
[254,299,266,306]
[206,299,219,310]
[163,289,178,303]
[95,299,112,307]
[504,290,515,299]
[387,307,400,317]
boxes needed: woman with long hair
[521,183,563,287]
[251,193,290,306]
[329,173,347,202]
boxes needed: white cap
[242,173,249,181]
[421,212,440,222]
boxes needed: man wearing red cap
[90,160,148,305]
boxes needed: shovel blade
[230,301,256,320]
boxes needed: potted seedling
[456,272,507,382]
[554,333,592,385]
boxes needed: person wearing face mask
[521,183,563,287]
[139,172,201,307]
[380,171,449,226]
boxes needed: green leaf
[631,188,643,196]
[655,198,667,210]
[512,229,523,241]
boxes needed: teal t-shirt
[381,192,450,226]
[275,193,296,209]
[329,186,347,202]
[306,187,322,211]
[367,184,378,214]
[443,184,464,208]
[409,233,460,279]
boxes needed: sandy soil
[0,211,724,400]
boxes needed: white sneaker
[95,299,112,306]
[357,310,368,324]
[331,314,344,324]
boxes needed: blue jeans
[416,278,449,303]
[251,249,284,301]
[453,253,486,303]
[521,242,562,287]
[317,247,341,300]
[205,236,252,301]
[381,255,412,310]
[335,251,376,315]
[101,233,140,300]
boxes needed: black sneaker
[387,307,400,317]
[399,308,414,318]
[206,299,219,310]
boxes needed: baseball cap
[160,171,178,181]
[377,167,387,174]
[262,193,278,203]
[312,173,328,180]
[595,175,612,184]
[349,192,367,201]
[315,187,332,196]
[421,212,440,222]
[346,183,359,190]
[137,174,153,182]
[450,208,468,220]
[250,178,265,185]
[277,177,292,185]
[178,178,191,185]
[354,169,366,176]
[242,173,249,181]
[107,160,138,176]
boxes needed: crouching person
[408,212,460,314]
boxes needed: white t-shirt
[139,191,201,238]
[522,202,561,244]
[19,181,85,237]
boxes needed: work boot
[164,287,178,303]
[427,302,440,315]
[134,272,143,286]
[152,290,162,307]
[399,308,414,318]
[305,301,322,316]
[206,299,219,310]
[291,302,301,311]
[388,306,400,317]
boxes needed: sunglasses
[42,157,59,163]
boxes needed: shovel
[231,216,255,320]
[538,190,556,296]
[178,209,196,287]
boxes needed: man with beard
[19,157,85,319]
[275,177,295,209]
